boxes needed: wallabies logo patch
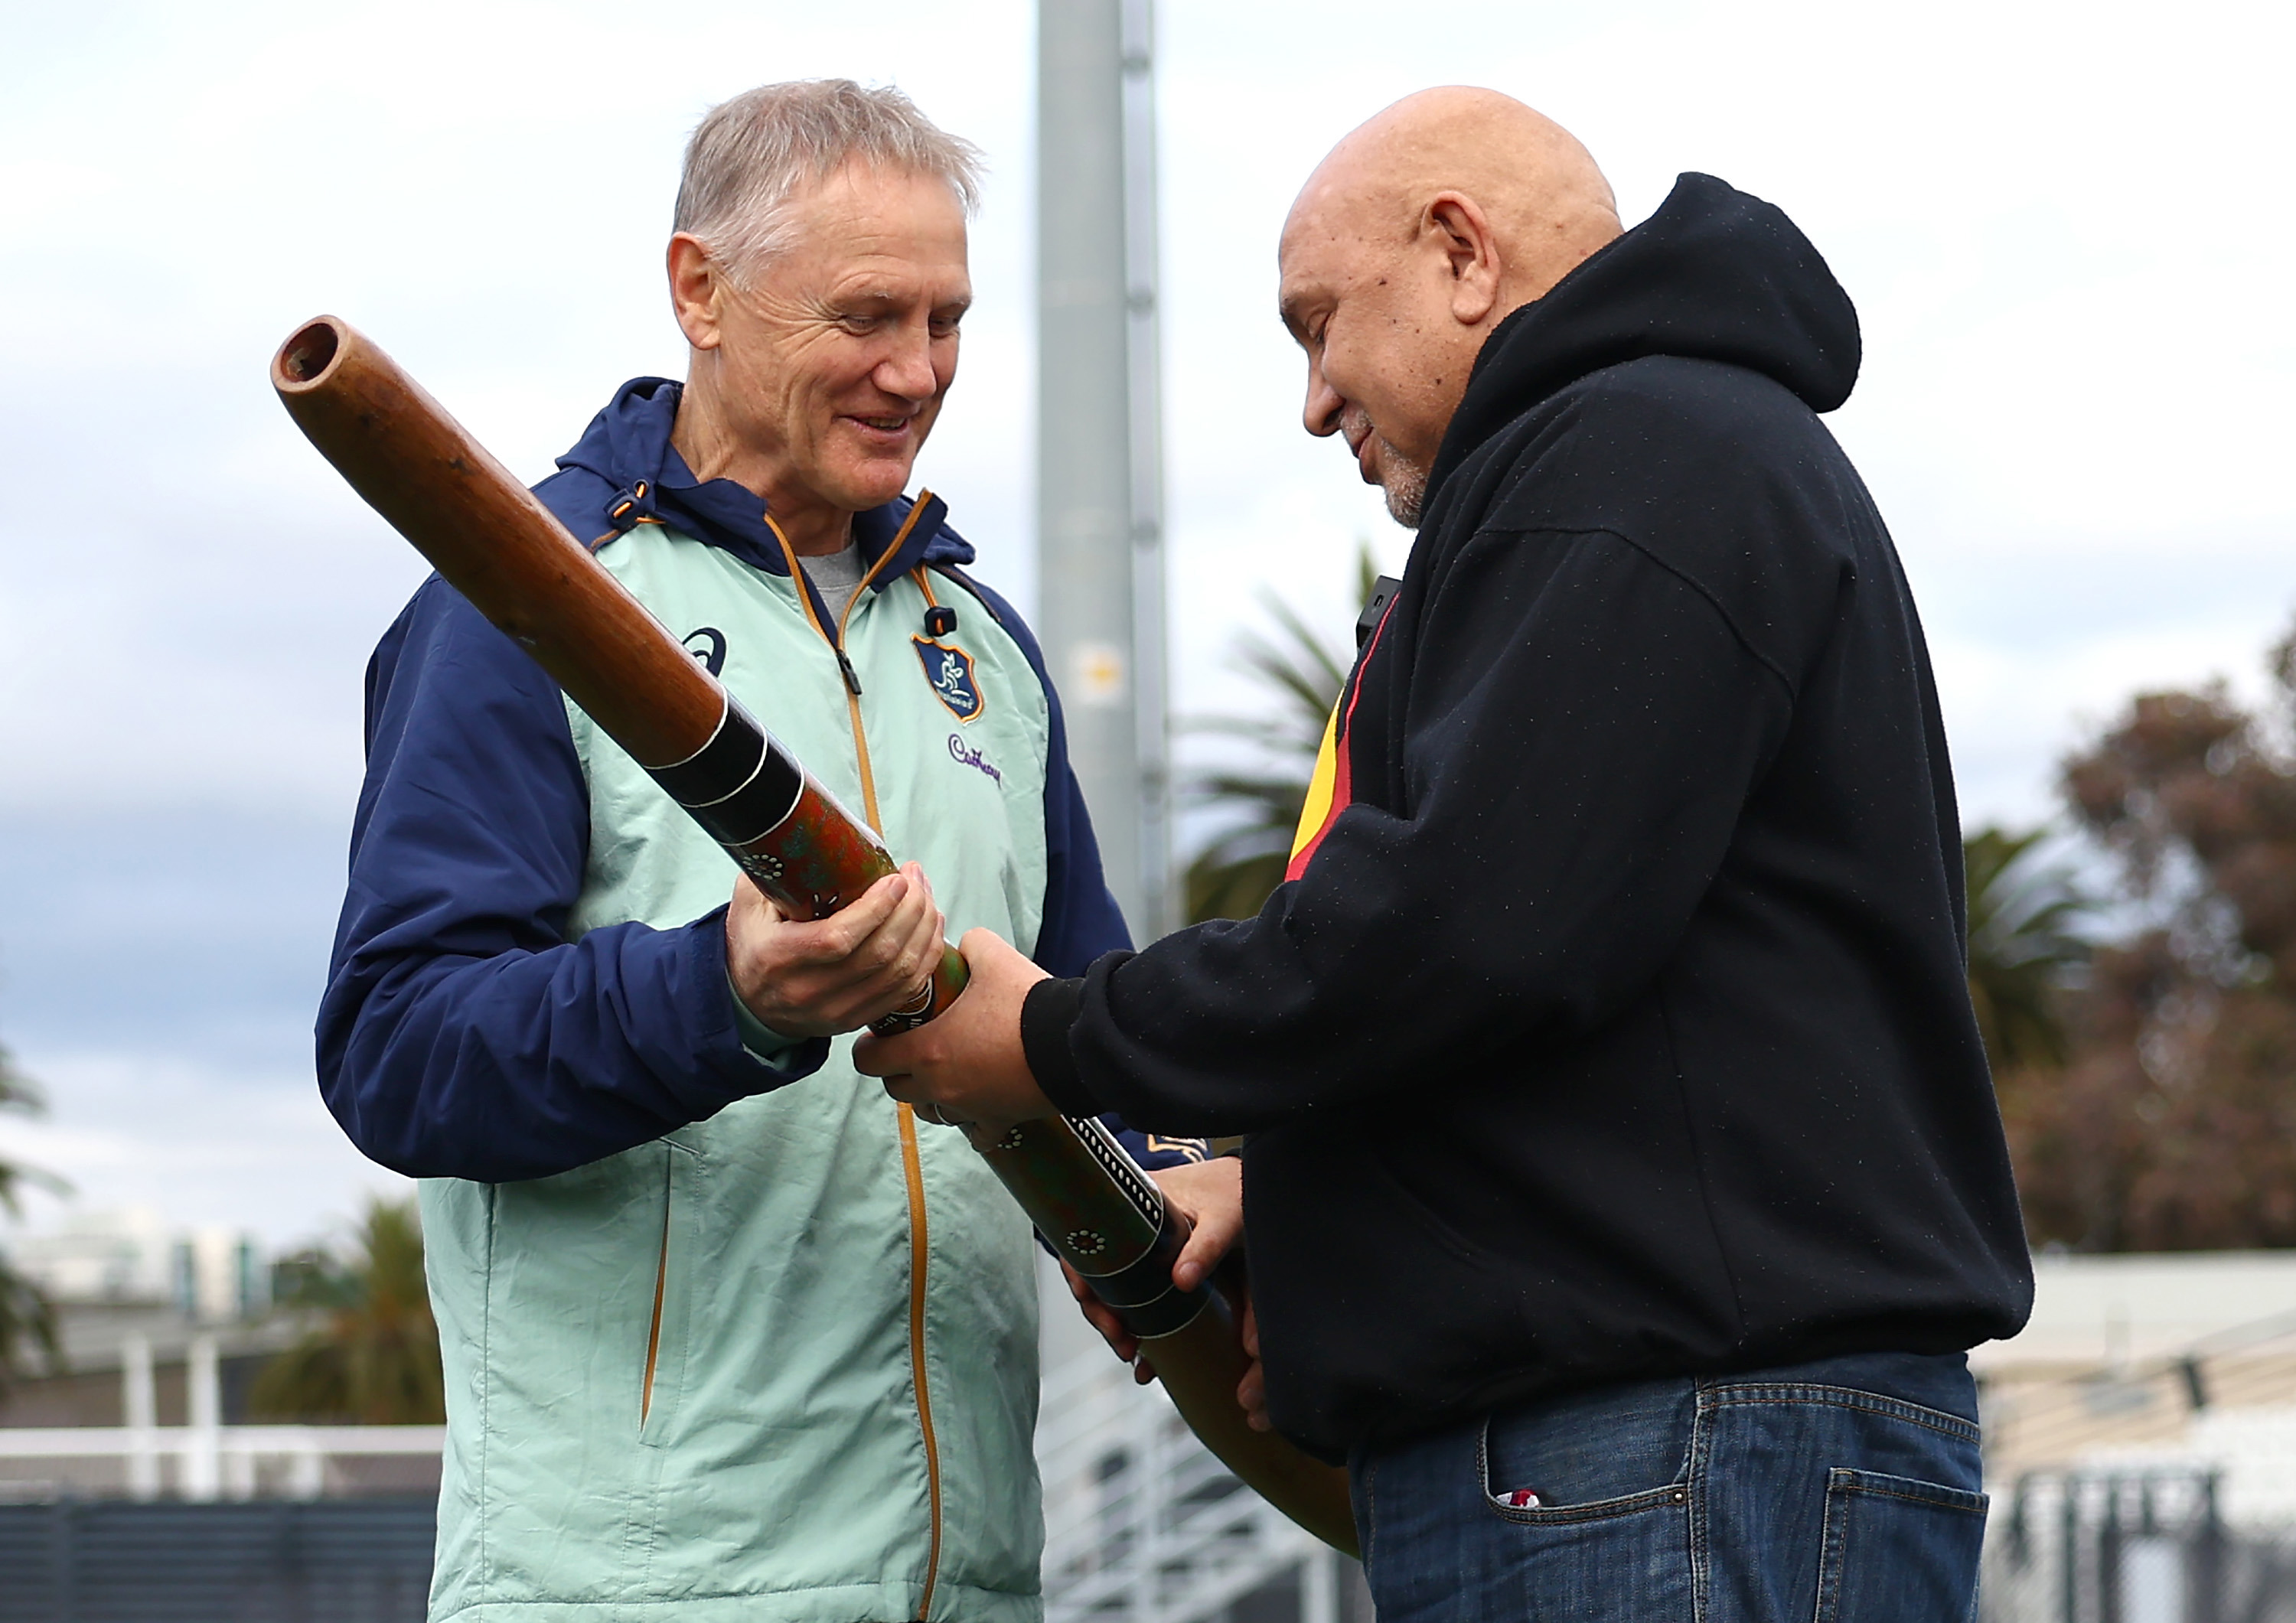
[913,637,984,722]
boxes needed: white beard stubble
[1380,448,1429,529]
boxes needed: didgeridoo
[272,315,1357,1556]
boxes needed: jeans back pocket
[1814,1467,1989,1622]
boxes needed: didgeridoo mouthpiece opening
[273,317,345,389]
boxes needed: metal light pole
[1037,0,1170,940]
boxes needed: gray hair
[674,80,983,285]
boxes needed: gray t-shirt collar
[801,541,871,627]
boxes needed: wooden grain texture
[272,316,723,767]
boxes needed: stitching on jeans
[1482,1488,1688,1526]
[1362,1453,1376,1579]
[1700,1383,1979,1442]
[1813,1468,1851,1623]
[1850,1486,1988,1513]
[1689,1387,1714,1623]
[1836,1481,1988,1514]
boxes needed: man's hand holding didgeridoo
[855,940,1270,1429]
[854,927,1058,1126]
[1062,1157,1270,1432]
[729,862,949,1038]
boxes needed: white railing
[0,1424,445,1501]
[1036,1331,1341,1623]
[10,1277,1349,1622]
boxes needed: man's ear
[667,233,726,351]
[1426,194,1502,327]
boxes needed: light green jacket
[421,512,1071,1623]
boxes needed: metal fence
[1035,1334,1368,1623]
[0,1498,435,1623]
[0,1424,445,1501]
[1985,1468,2296,1623]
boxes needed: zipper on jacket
[893,1104,943,1621]
[768,500,946,1620]
[641,1176,671,1427]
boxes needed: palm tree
[1183,546,1380,924]
[249,1196,445,1424]
[1964,825,2092,1073]
[0,1043,64,1392]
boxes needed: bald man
[864,90,2032,1621]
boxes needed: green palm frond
[1233,598,1353,734]
[250,1197,444,1425]
[1182,544,1378,924]
[0,1045,64,1390]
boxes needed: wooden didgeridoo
[272,315,1358,1556]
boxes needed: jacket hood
[1425,173,1861,507]
[540,376,977,582]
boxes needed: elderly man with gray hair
[317,80,1200,1623]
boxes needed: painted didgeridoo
[271,314,1358,1556]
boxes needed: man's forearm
[321,914,819,1181]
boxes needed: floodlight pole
[1037,0,1171,940]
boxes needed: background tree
[2004,640,2296,1252]
[1184,546,1378,924]
[250,1196,444,1424]
[0,1042,64,1393]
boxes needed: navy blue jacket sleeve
[944,569,1207,1170]
[315,578,823,1183]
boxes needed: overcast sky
[2,0,2290,1247]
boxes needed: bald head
[1287,89,1619,284]
[1278,89,1621,525]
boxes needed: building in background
[1980,1251,2296,1621]
[2,1207,286,1443]
[8,1205,269,1325]
[0,1207,436,1502]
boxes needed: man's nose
[877,324,941,402]
[1303,365,1343,439]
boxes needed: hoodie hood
[1425,174,1861,508]
[536,376,977,582]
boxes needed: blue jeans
[1350,1352,1988,1622]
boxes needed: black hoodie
[1022,174,2033,1462]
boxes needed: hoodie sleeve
[942,568,1207,1172]
[1020,523,1797,1136]
[315,578,824,1183]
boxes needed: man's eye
[839,314,881,334]
[931,315,964,338]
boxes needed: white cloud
[0,1048,409,1250]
